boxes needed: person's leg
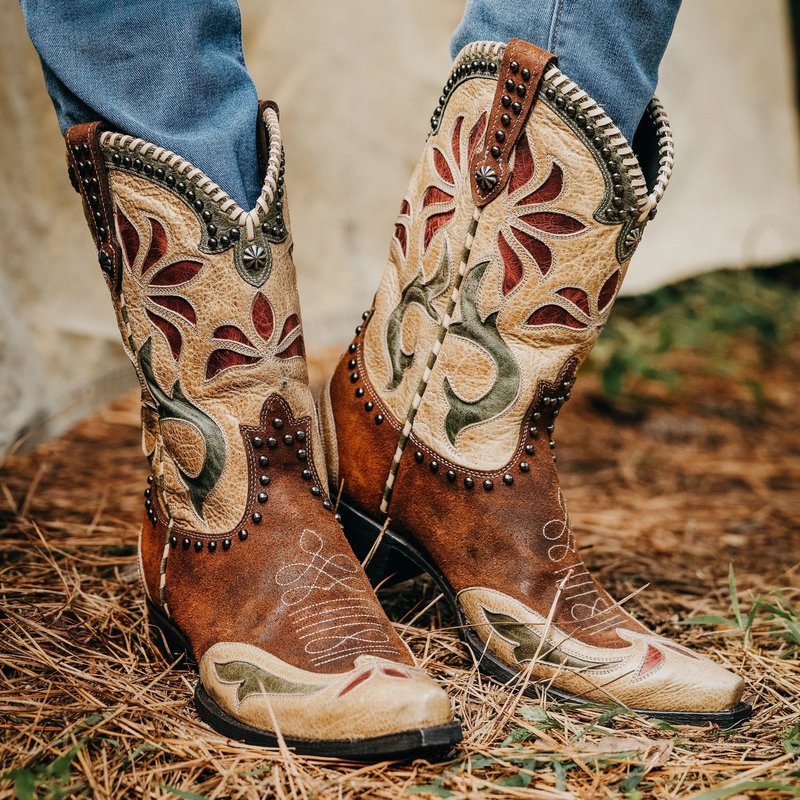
[20,0,260,208]
[450,0,681,143]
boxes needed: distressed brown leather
[470,39,555,206]
[324,318,404,517]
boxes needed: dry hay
[1,343,798,800]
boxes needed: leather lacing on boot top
[100,106,283,241]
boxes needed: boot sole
[146,598,463,759]
[338,499,753,728]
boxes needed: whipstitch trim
[100,107,283,241]
[379,207,483,514]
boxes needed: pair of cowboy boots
[66,39,749,759]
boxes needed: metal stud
[490,146,501,158]
[243,244,268,272]
[501,94,511,108]
[501,114,511,127]
[355,388,365,398]
[258,492,268,504]
[253,436,264,448]
[194,540,203,552]
[222,538,232,550]
[323,499,332,510]
[348,343,357,354]
[521,67,531,81]
[549,440,556,449]
[414,451,424,463]
[182,538,190,550]
[525,443,535,455]
[505,78,515,91]
[296,430,306,442]
[375,414,384,425]
[350,372,360,383]
[464,476,474,489]
[475,165,498,192]
[446,470,456,482]
[509,60,519,73]
[259,455,269,468]
[348,359,357,369]
[520,461,530,472]
[260,475,270,486]
[169,536,177,548]
[511,101,522,115]
[301,469,312,480]
[252,510,263,523]
[429,460,439,473]
[267,437,278,448]
[297,449,308,461]
[495,130,506,143]
[208,541,217,553]
[516,84,526,98]
[364,401,374,412]
[239,529,249,541]
[503,473,514,485]
[311,486,321,497]
[283,434,294,445]
[273,418,284,429]
[483,479,494,491]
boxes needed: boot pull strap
[65,122,122,292]
[470,38,556,207]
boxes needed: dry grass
[1,340,799,800]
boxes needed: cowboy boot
[64,101,461,758]
[320,40,751,726]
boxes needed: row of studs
[348,312,386,426]
[541,87,637,222]
[68,143,115,276]
[108,148,288,246]
[408,375,572,490]
[431,57,498,131]
[146,416,339,554]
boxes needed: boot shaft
[66,104,324,534]
[334,40,673,494]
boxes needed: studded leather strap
[65,122,122,292]
[469,39,556,207]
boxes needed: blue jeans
[20,0,261,209]
[452,0,681,143]
[21,1,680,208]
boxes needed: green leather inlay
[483,608,608,669]
[444,261,520,445]
[386,244,450,390]
[139,337,226,519]
[214,660,321,702]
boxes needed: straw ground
[1,271,798,799]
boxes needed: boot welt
[146,600,463,758]
[338,499,753,729]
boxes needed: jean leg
[20,0,261,208]
[451,0,681,143]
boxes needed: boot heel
[338,499,424,587]
[146,598,195,667]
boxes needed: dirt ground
[1,338,798,799]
